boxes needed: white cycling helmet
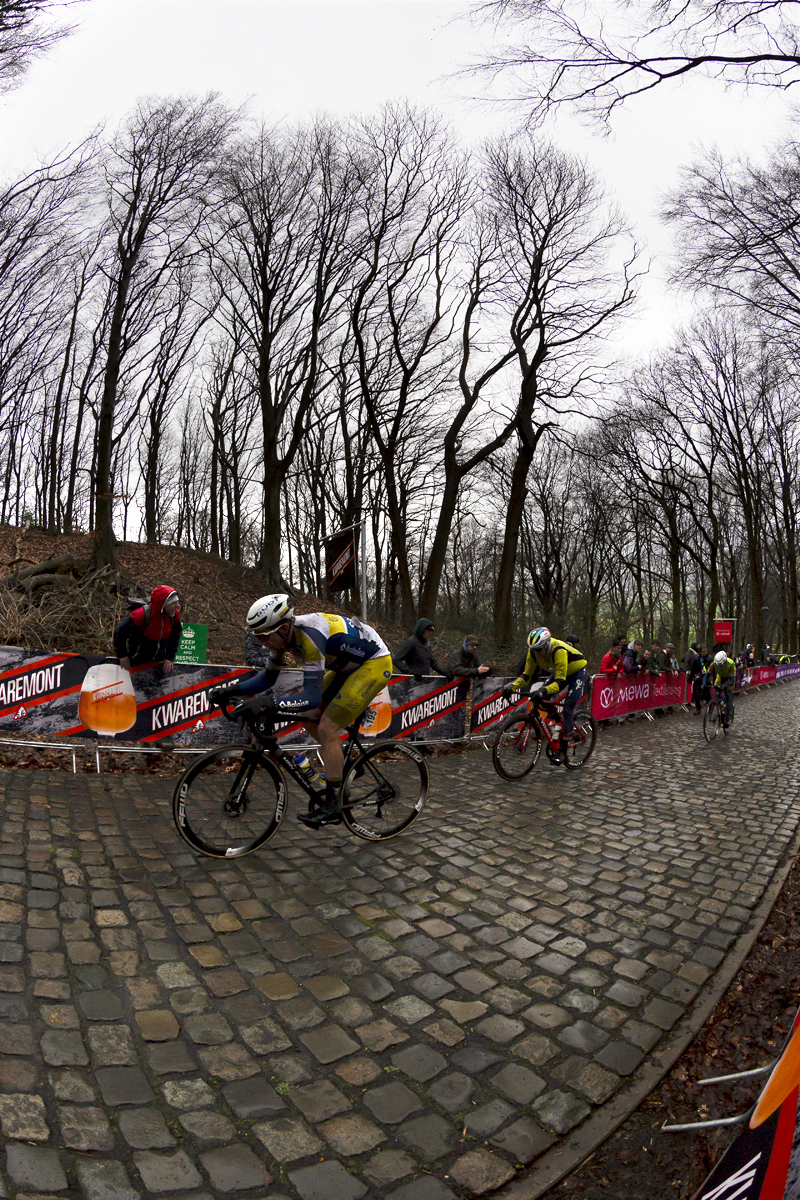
[246,594,294,635]
[714,650,728,667]
[528,627,552,654]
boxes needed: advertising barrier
[0,648,469,747]
[590,672,689,721]
[468,678,529,736]
[1,644,797,752]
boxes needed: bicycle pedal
[297,812,324,829]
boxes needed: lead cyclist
[208,595,393,824]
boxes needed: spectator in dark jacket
[114,586,181,675]
[683,642,699,672]
[663,643,680,673]
[245,629,272,667]
[640,646,660,676]
[448,635,491,679]
[393,618,450,680]
[622,639,643,673]
[649,640,665,672]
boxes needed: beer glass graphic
[78,662,137,736]
[359,687,392,737]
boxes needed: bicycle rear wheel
[342,740,428,841]
[173,746,285,858]
[492,714,541,780]
[703,701,722,742]
[564,712,597,769]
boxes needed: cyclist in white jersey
[208,595,392,821]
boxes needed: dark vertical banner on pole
[325,529,357,595]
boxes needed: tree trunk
[494,442,535,647]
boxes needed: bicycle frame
[247,718,371,813]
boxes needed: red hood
[150,585,178,616]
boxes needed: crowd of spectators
[599,636,683,678]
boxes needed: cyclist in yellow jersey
[501,627,588,766]
[710,649,736,726]
[208,595,393,823]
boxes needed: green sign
[175,623,208,664]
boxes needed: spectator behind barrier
[393,619,450,681]
[245,629,272,668]
[448,635,491,679]
[622,639,643,673]
[649,640,664,672]
[599,643,624,675]
[640,645,659,676]
[683,642,699,672]
[663,643,680,674]
[113,586,181,676]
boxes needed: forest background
[3,0,800,664]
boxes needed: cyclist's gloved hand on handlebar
[208,685,242,707]
[233,693,276,718]
[500,684,515,701]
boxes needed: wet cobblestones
[0,683,799,1197]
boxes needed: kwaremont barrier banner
[0,648,469,747]
[469,679,532,736]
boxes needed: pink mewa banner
[591,672,688,720]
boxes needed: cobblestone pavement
[1,682,799,1200]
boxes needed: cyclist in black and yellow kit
[710,649,736,727]
[208,595,393,824]
[501,627,588,766]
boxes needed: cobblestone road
[1,682,799,1200]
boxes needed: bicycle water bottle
[293,753,324,785]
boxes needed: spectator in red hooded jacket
[113,586,182,675]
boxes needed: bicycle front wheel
[564,712,597,769]
[703,701,722,742]
[173,746,286,858]
[342,741,428,841]
[492,715,541,780]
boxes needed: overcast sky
[1,0,794,355]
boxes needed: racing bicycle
[703,685,735,742]
[173,700,429,857]
[492,688,597,780]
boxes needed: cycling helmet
[713,650,728,667]
[246,594,294,635]
[527,627,552,654]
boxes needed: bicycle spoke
[342,741,428,841]
[173,748,285,857]
[564,713,597,769]
[492,715,541,780]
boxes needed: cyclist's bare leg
[295,714,345,814]
[316,714,345,783]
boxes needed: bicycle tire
[492,714,542,780]
[703,700,722,742]
[341,740,428,841]
[564,711,597,769]
[173,746,286,858]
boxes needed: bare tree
[666,139,800,336]
[479,135,637,644]
[205,117,357,589]
[348,103,470,625]
[463,0,800,126]
[0,0,85,91]
[92,93,238,570]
